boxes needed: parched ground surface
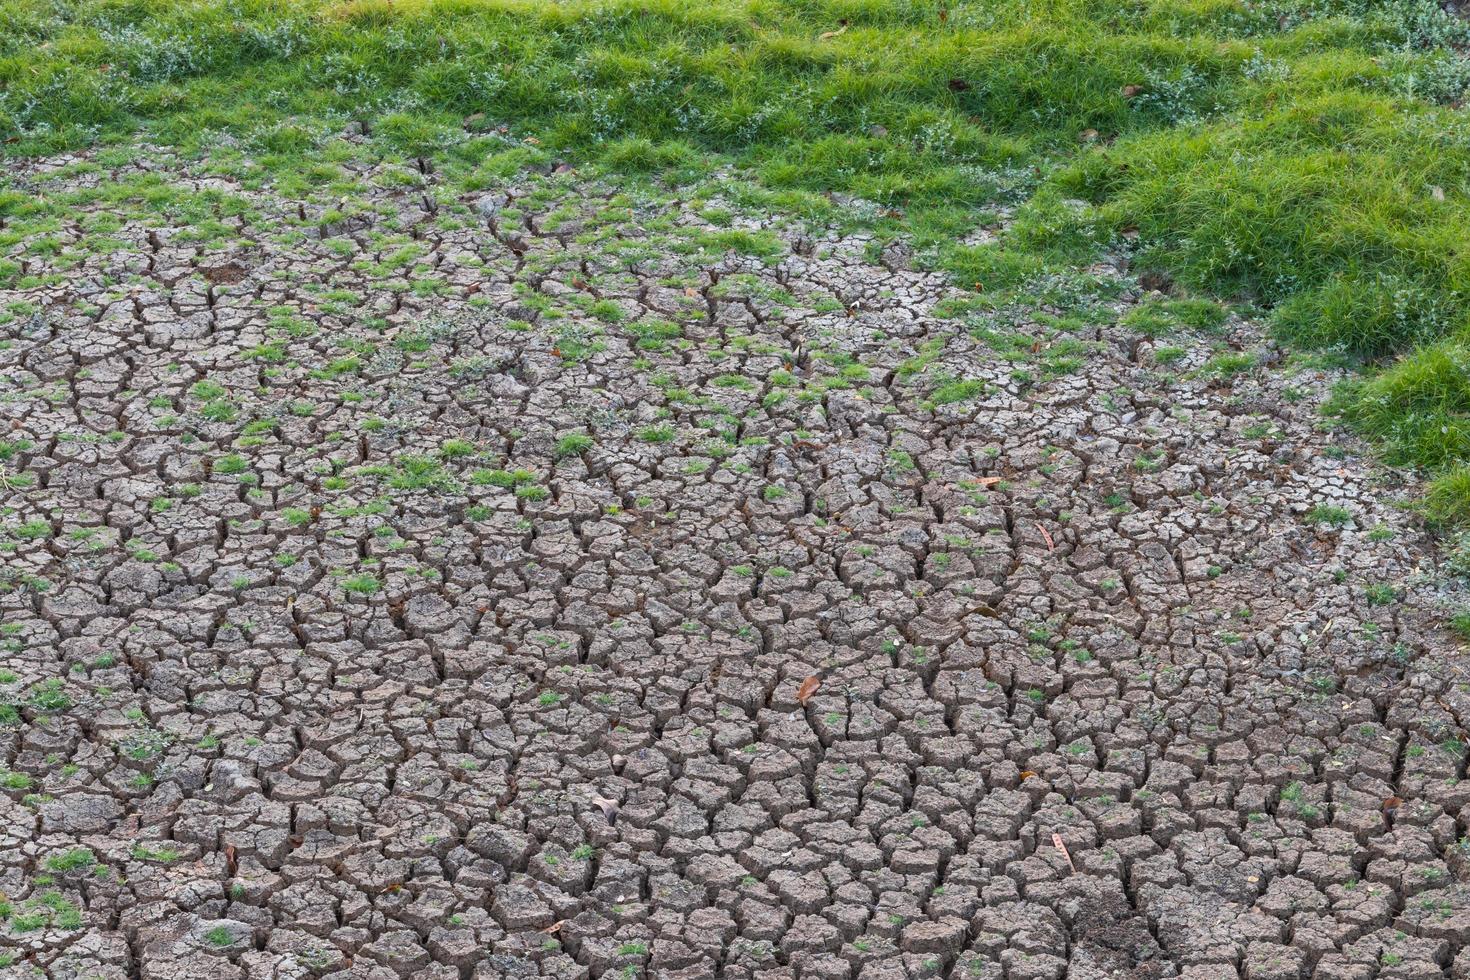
[1,138,1467,980]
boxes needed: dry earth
[1,140,1467,980]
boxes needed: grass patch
[1426,466,1470,527]
[5,0,1470,518]
[1307,504,1352,528]
[1121,298,1228,337]
[1335,339,1470,473]
[44,848,97,874]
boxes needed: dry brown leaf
[591,795,620,826]
[1036,522,1054,552]
[938,8,948,22]
[796,675,821,705]
[541,920,564,934]
[1019,769,1037,781]
[225,843,238,876]
[975,476,1003,486]
[1383,795,1403,811]
[1052,832,1076,873]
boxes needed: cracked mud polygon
[1,141,1465,980]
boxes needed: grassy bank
[6,0,1470,517]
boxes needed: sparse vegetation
[0,1,1460,969]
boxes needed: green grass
[6,0,1470,515]
[1121,297,1228,337]
[1451,609,1470,641]
[130,843,181,862]
[555,433,595,458]
[1425,466,1470,526]
[44,848,97,874]
[1306,504,1352,528]
[204,925,237,947]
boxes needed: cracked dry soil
[0,143,1466,980]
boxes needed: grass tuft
[1426,466,1470,527]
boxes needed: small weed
[1307,504,1352,528]
[204,926,237,947]
[555,433,594,457]
[1365,583,1398,606]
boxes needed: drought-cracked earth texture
[0,141,1466,980]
